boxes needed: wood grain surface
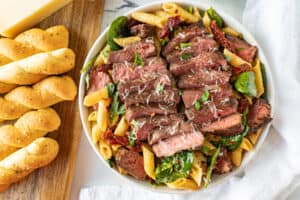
[0,0,104,199]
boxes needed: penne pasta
[91,123,104,144]
[83,87,109,107]
[114,116,129,136]
[247,128,263,145]
[94,44,111,65]
[224,48,251,67]
[193,7,201,20]
[111,144,122,155]
[230,147,243,167]
[240,138,253,151]
[88,111,97,122]
[99,140,113,160]
[162,3,199,23]
[113,36,141,47]
[97,100,109,132]
[131,12,164,28]
[142,144,156,180]
[154,10,173,23]
[202,11,211,29]
[253,58,265,97]
[190,151,205,186]
[166,178,199,190]
[222,27,241,37]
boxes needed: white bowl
[79,0,275,194]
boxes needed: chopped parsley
[160,39,168,46]
[156,83,164,94]
[225,55,232,62]
[128,130,137,146]
[106,83,116,97]
[194,100,201,110]
[179,42,192,49]
[131,119,138,127]
[134,51,144,67]
[180,53,193,61]
[236,47,244,52]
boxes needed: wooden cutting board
[0,0,104,199]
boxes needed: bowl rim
[78,0,276,194]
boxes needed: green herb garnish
[180,53,193,61]
[134,51,144,67]
[110,92,125,121]
[194,100,201,110]
[106,83,116,97]
[179,42,192,49]
[225,55,232,62]
[187,6,193,14]
[128,130,136,146]
[81,55,97,73]
[201,90,210,102]
[156,83,164,94]
[236,47,245,52]
[207,7,223,28]
[160,39,168,46]
[234,71,257,97]
[106,158,114,167]
[108,16,128,51]
[155,151,194,183]
[85,74,90,90]
[204,146,220,187]
[131,119,138,127]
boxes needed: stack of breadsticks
[0,25,77,191]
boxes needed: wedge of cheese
[0,0,73,38]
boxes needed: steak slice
[170,51,228,76]
[247,99,272,130]
[125,103,177,122]
[123,87,180,106]
[166,37,218,63]
[118,73,174,98]
[87,68,111,95]
[185,98,238,126]
[149,121,198,145]
[182,84,233,108]
[213,148,233,174]
[178,70,231,89]
[107,41,156,64]
[152,128,204,157]
[115,148,147,180]
[210,20,257,63]
[130,24,155,38]
[133,114,184,141]
[112,57,167,82]
[200,113,244,136]
[162,23,209,56]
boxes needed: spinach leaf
[106,83,116,97]
[187,6,193,14]
[155,151,194,183]
[160,39,168,46]
[207,7,223,28]
[110,92,125,121]
[108,16,128,51]
[234,71,257,97]
[204,146,220,187]
[134,51,144,67]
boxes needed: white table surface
[70,1,299,199]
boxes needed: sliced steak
[213,148,233,174]
[186,98,238,126]
[112,57,167,82]
[123,87,180,106]
[115,148,147,180]
[159,16,182,38]
[149,121,198,145]
[247,99,272,130]
[118,73,174,98]
[178,70,231,89]
[107,41,156,64]
[125,103,177,122]
[182,84,233,108]
[132,114,184,141]
[170,51,228,76]
[200,113,244,136]
[166,37,218,63]
[87,67,111,94]
[162,23,209,56]
[130,24,155,38]
[152,128,204,157]
[210,20,257,63]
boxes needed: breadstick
[0,108,61,160]
[0,75,77,121]
[0,137,59,191]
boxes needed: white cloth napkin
[80,0,300,199]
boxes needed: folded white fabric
[80,0,300,199]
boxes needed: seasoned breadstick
[0,108,61,160]
[0,137,59,191]
[0,75,77,122]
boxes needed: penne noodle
[240,138,253,151]
[166,178,199,190]
[142,144,156,180]
[91,123,104,144]
[111,144,122,155]
[154,10,173,23]
[202,11,211,29]
[94,44,111,65]
[162,3,199,23]
[114,36,141,47]
[230,148,243,167]
[222,27,241,37]
[114,116,129,136]
[190,151,205,186]
[224,48,251,67]
[99,140,113,160]
[83,87,109,107]
[88,111,97,122]
[247,128,263,145]
[193,7,201,20]
[97,100,109,132]
[253,58,265,97]
[131,12,164,28]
